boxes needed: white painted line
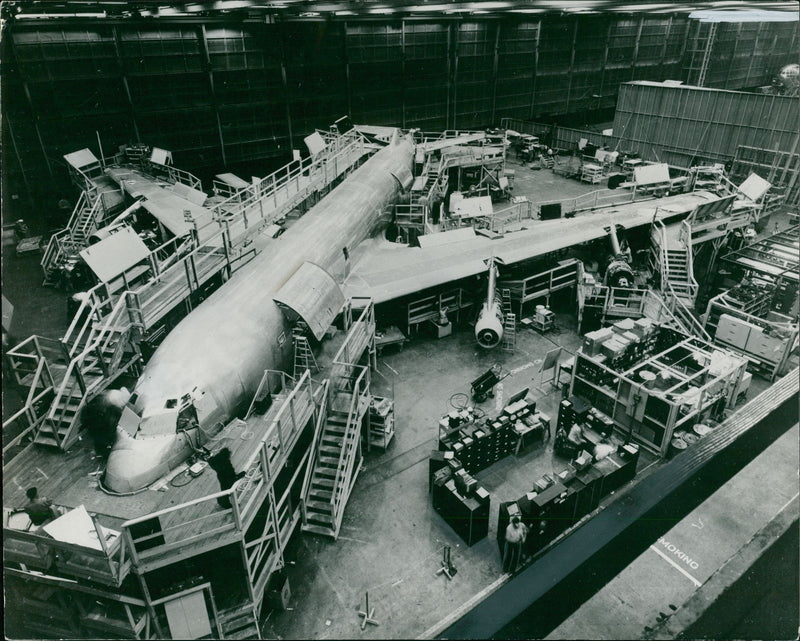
[336,535,369,545]
[776,491,800,516]
[495,382,504,411]
[649,545,702,587]
[36,467,49,479]
[510,362,535,375]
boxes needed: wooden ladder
[292,330,318,380]
[502,313,516,352]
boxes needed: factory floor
[2,155,797,639]
[264,314,647,640]
[262,307,778,640]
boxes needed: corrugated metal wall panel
[2,13,794,215]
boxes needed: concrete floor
[265,312,653,640]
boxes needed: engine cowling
[475,300,504,348]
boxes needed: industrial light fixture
[369,7,395,13]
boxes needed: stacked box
[633,317,655,337]
[612,318,636,334]
[601,338,626,360]
[582,327,615,355]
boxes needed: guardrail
[300,378,330,526]
[3,516,130,587]
[473,198,534,234]
[121,489,239,572]
[206,129,365,242]
[332,298,374,367]
[119,370,320,572]
[329,364,368,536]
[1,354,55,456]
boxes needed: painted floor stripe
[776,491,800,516]
[649,545,702,587]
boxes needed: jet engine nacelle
[475,299,504,348]
[605,258,635,288]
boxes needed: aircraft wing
[344,191,718,304]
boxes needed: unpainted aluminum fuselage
[104,133,414,492]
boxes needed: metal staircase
[502,313,516,352]
[31,293,141,450]
[651,220,699,305]
[42,192,105,285]
[650,220,710,340]
[300,365,367,539]
[216,602,261,640]
[300,298,375,539]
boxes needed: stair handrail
[47,290,133,426]
[330,365,367,519]
[680,219,699,298]
[63,283,110,357]
[300,378,330,524]
[2,356,55,456]
[207,129,364,234]
[665,282,711,341]
[73,194,105,242]
[63,191,90,238]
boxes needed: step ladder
[502,313,516,352]
[502,288,513,317]
[541,155,554,169]
[292,329,318,380]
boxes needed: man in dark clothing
[21,487,57,526]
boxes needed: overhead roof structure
[2,0,797,20]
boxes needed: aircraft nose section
[104,430,178,493]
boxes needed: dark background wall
[1,13,796,228]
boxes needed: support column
[724,23,742,88]
[630,15,644,81]
[599,19,613,103]
[4,115,34,207]
[342,22,352,118]
[276,19,295,152]
[198,24,227,167]
[527,19,541,120]
[401,20,407,129]
[6,31,53,178]
[564,18,579,115]
[446,22,452,130]
[112,26,141,143]
[490,21,501,126]
[659,16,673,69]
[451,22,460,130]
[745,23,765,87]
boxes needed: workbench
[375,326,407,355]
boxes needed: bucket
[669,437,688,457]
[693,423,712,437]
[682,432,699,445]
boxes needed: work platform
[5,129,373,455]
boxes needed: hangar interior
[1,1,798,640]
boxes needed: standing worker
[503,516,528,573]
